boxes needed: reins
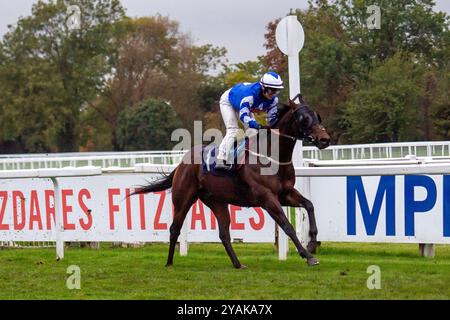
[246,150,293,166]
[270,128,297,142]
[272,104,318,143]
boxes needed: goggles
[264,87,281,95]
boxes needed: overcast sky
[1,0,449,64]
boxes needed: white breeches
[217,89,258,162]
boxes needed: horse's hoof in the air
[307,258,320,266]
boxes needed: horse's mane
[270,103,291,128]
[270,95,316,129]
[278,103,291,119]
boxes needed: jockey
[215,71,284,170]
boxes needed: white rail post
[277,207,289,261]
[179,212,189,256]
[419,244,435,258]
[298,176,311,247]
[50,177,64,260]
[292,155,305,251]
[293,141,311,248]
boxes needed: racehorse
[133,95,331,268]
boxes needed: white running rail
[1,141,449,170]
[303,141,450,160]
[0,151,186,171]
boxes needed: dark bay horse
[134,95,331,268]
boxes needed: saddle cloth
[201,138,248,176]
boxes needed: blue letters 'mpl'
[444,175,450,237]
[347,176,395,236]
[404,175,437,237]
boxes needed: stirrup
[215,160,232,171]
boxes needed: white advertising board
[310,174,450,244]
[0,174,275,243]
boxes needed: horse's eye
[301,115,312,128]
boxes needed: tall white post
[276,15,306,259]
[288,51,301,98]
[276,14,305,101]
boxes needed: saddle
[201,138,249,177]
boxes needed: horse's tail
[132,168,177,195]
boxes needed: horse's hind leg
[166,204,193,267]
[205,201,244,269]
[166,173,198,267]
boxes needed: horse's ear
[291,93,306,105]
[317,112,322,123]
[298,94,306,105]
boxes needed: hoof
[307,241,321,254]
[307,257,320,266]
[235,264,247,269]
[165,263,173,268]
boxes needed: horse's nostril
[320,138,330,144]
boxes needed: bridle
[248,107,315,167]
[249,95,326,165]
[271,106,317,143]
[291,106,317,143]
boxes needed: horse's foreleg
[281,189,320,254]
[264,198,319,266]
[208,202,244,269]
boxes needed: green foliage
[197,76,227,113]
[343,53,425,143]
[335,0,449,69]
[0,0,126,152]
[1,0,448,151]
[222,60,264,88]
[262,0,449,143]
[297,5,355,123]
[431,68,450,139]
[116,99,182,151]
[87,15,227,150]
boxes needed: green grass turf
[0,242,449,300]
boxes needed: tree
[342,53,425,143]
[431,67,450,139]
[0,0,126,152]
[335,0,449,69]
[85,15,227,150]
[261,5,355,141]
[222,60,263,87]
[335,0,449,140]
[261,0,449,143]
[116,99,181,151]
